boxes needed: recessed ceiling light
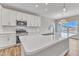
[35,4,39,8]
[45,8,48,11]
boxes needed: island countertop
[19,33,69,55]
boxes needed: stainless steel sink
[42,33,54,35]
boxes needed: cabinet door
[34,16,41,26]
[37,16,41,26]
[9,9,16,26]
[0,35,8,47]
[2,8,10,25]
[0,5,2,21]
[30,15,35,26]
[27,15,35,26]
[2,8,16,26]
[16,12,23,21]
[27,15,41,27]
[22,13,28,21]
[27,14,31,26]
[8,34,16,45]
[0,5,2,31]
[34,16,37,26]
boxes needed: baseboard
[59,49,69,56]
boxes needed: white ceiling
[1,3,79,20]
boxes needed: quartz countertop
[19,32,76,55]
[19,35,60,55]
[0,32,16,35]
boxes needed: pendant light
[63,3,66,12]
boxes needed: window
[63,20,78,28]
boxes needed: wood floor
[0,43,21,56]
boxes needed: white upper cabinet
[2,8,9,26]
[26,14,31,26]
[1,7,41,27]
[9,9,17,26]
[16,11,41,27]
[22,13,28,21]
[16,11,23,21]
[0,5,2,22]
[28,15,35,26]
[16,12,28,21]
[34,16,41,26]
[37,16,41,26]
[26,14,41,27]
[0,5,2,32]
[2,8,16,26]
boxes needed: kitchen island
[19,33,71,56]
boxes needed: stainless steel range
[16,20,28,43]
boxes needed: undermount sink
[42,33,54,35]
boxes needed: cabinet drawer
[8,35,16,45]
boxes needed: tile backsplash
[2,26,16,33]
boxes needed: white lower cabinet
[8,34,16,45]
[0,34,16,47]
[0,35,8,47]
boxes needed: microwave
[17,20,27,26]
